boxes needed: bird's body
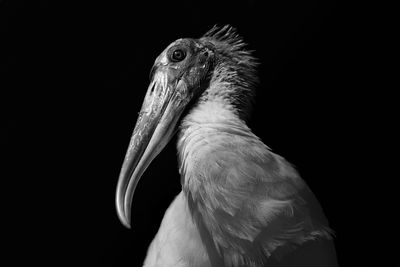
[115,25,338,267]
[145,100,333,267]
[144,192,209,267]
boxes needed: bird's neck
[182,97,242,126]
[177,96,254,191]
[197,61,255,121]
[176,97,260,265]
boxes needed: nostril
[150,82,156,94]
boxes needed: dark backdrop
[2,0,384,266]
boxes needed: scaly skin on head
[152,25,259,122]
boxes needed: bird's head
[116,25,257,228]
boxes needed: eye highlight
[170,48,186,62]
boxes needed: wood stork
[116,25,338,267]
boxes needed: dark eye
[171,49,186,62]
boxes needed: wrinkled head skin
[115,25,257,228]
[152,38,215,100]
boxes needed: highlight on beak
[115,69,189,228]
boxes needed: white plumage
[144,192,210,267]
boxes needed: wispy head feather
[199,25,258,121]
[202,25,247,52]
[201,25,257,69]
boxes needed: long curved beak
[116,68,189,228]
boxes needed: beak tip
[122,220,132,229]
[117,210,132,229]
[116,197,132,229]
[122,212,132,229]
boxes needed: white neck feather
[177,97,257,192]
[183,97,240,125]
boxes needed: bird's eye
[171,49,186,62]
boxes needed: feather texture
[144,193,211,267]
[178,102,332,267]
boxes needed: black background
[2,0,388,266]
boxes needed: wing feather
[185,136,332,267]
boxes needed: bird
[115,25,338,267]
